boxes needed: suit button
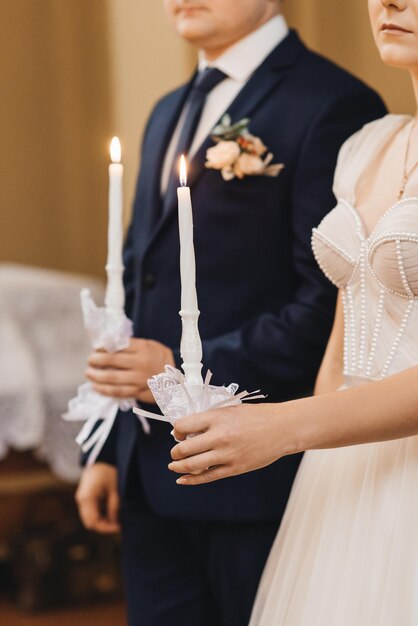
[143,273,156,289]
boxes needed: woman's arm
[169,364,418,485]
[314,291,344,395]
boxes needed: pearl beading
[311,230,356,289]
[351,196,418,240]
[372,196,418,234]
[342,290,349,373]
[346,285,357,372]
[358,242,367,370]
[380,299,413,378]
[368,233,418,300]
[396,239,414,298]
[315,196,418,380]
[365,288,385,377]
[340,199,366,240]
[312,229,356,265]
[370,232,418,253]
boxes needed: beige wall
[0,1,193,278]
[106,1,194,225]
[285,0,415,114]
[0,1,415,278]
[0,1,112,277]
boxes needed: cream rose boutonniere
[205,115,284,182]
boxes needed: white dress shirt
[161,15,289,193]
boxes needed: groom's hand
[76,463,120,534]
[85,338,175,404]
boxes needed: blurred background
[0,0,415,623]
[1,0,415,277]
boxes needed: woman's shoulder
[345,113,410,151]
[359,112,411,136]
[337,114,410,168]
[333,114,411,201]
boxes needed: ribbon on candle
[64,290,150,465]
[66,383,132,464]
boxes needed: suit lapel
[144,31,304,255]
[188,31,304,189]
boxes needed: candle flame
[179,154,188,187]
[110,136,121,163]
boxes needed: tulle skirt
[249,390,418,625]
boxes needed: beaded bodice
[312,115,418,380]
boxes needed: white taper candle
[105,136,125,311]
[177,155,203,386]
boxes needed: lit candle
[105,136,125,311]
[177,155,203,386]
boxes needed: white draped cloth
[0,263,104,481]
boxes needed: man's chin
[175,19,213,44]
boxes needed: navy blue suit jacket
[97,31,386,521]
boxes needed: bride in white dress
[169,0,418,623]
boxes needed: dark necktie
[162,67,227,215]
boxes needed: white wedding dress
[250,115,418,626]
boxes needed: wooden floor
[0,598,126,626]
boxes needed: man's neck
[201,11,282,62]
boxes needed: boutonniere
[205,115,284,182]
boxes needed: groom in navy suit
[77,1,386,624]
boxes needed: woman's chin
[378,43,418,70]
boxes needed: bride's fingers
[170,434,213,461]
[168,451,218,475]
[176,465,232,485]
[173,412,211,438]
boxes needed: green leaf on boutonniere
[211,116,250,141]
[211,114,231,136]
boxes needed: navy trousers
[121,504,280,626]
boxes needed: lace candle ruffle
[134,365,264,437]
[64,289,150,465]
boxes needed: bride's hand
[168,403,299,485]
